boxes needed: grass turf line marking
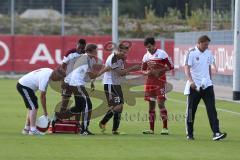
[168,98,240,116]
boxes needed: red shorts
[144,83,166,101]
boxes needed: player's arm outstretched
[114,64,140,76]
[97,66,112,77]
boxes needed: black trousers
[58,85,92,131]
[71,86,92,131]
[186,86,220,136]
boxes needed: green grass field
[0,79,240,160]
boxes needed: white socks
[30,127,37,131]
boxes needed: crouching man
[17,68,56,135]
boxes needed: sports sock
[112,112,121,131]
[149,110,156,131]
[160,108,168,129]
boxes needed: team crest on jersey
[196,56,199,61]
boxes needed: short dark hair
[118,43,129,50]
[198,35,211,43]
[144,37,155,46]
[78,39,86,45]
[85,43,97,52]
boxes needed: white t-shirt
[62,52,81,84]
[68,54,96,86]
[103,53,124,85]
[18,68,53,92]
[184,46,214,90]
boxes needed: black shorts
[104,84,124,107]
[16,83,38,110]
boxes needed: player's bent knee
[70,106,82,113]
[113,105,123,112]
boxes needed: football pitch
[0,79,240,160]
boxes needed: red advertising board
[13,36,62,71]
[0,35,112,72]
[0,35,174,73]
[0,36,13,71]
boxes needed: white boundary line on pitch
[168,98,240,116]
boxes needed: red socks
[160,108,168,129]
[148,108,168,130]
[149,110,156,131]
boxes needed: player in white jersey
[99,43,140,134]
[59,39,86,113]
[56,44,102,135]
[184,35,227,141]
[17,68,54,135]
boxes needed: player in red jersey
[141,37,174,135]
